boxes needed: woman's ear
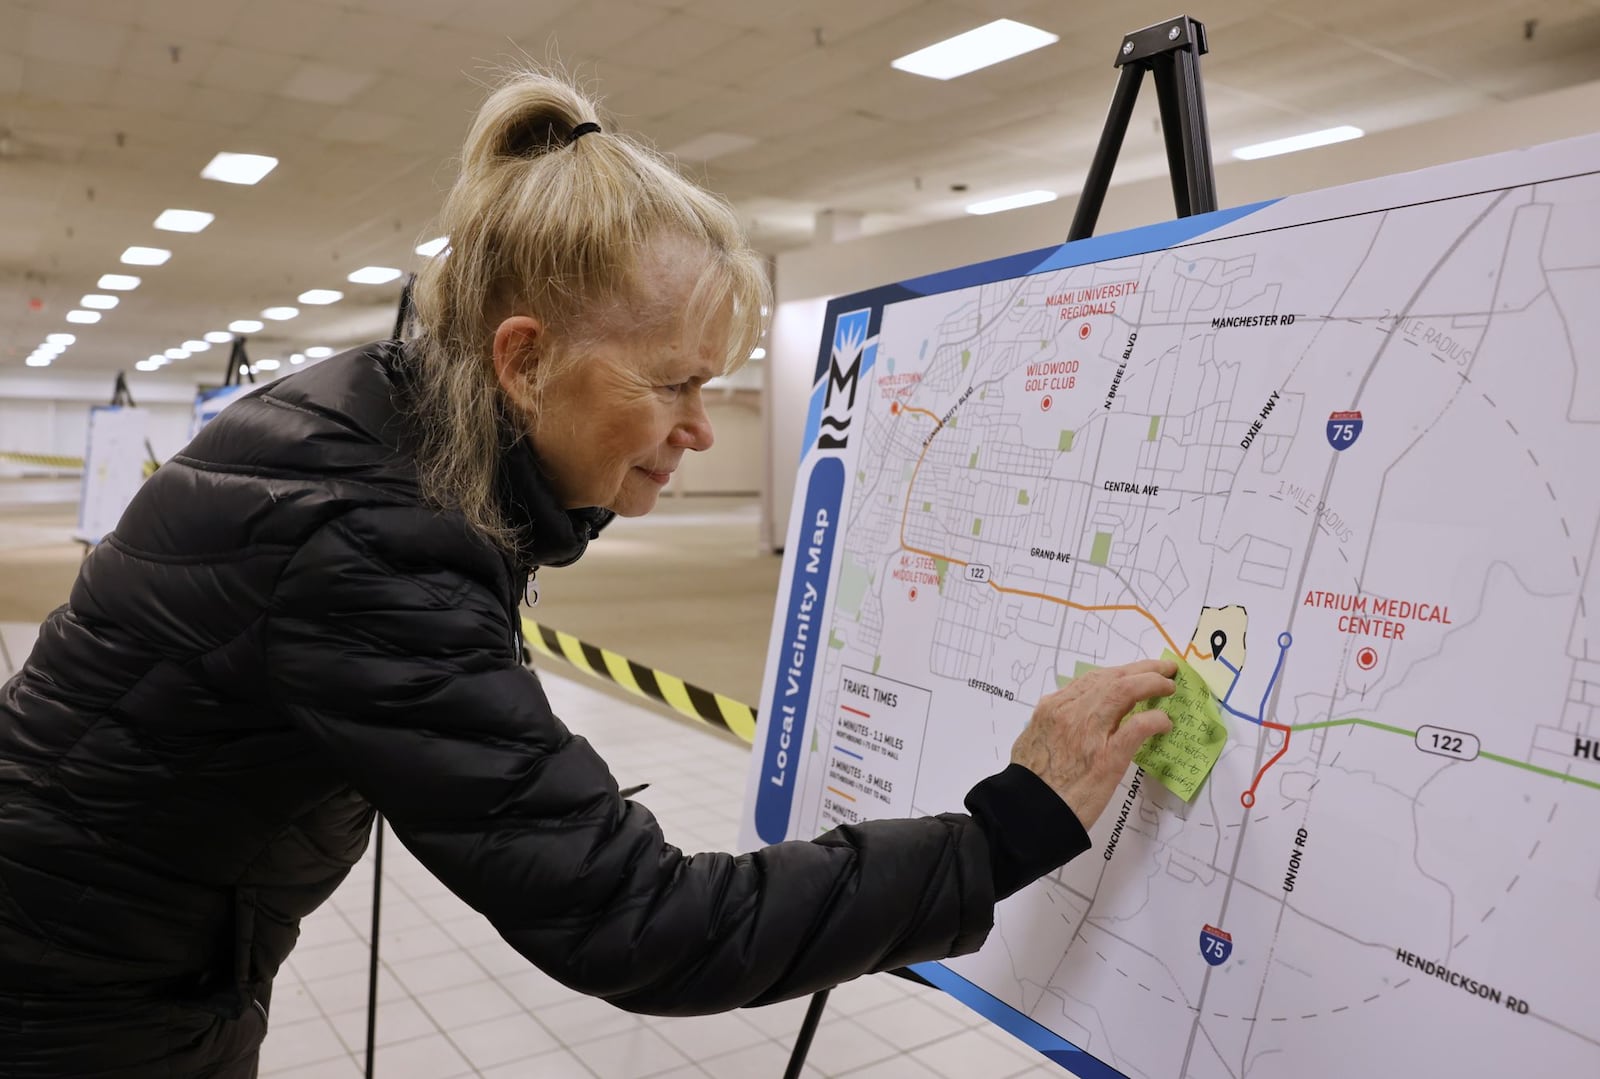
[492,315,545,402]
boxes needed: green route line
[1289,717,1600,793]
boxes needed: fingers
[1113,708,1173,758]
[1113,657,1180,678]
[1097,670,1177,723]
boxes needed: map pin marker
[1209,629,1227,660]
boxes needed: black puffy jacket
[0,342,1083,1076]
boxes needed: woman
[0,70,1175,1076]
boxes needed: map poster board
[74,404,149,546]
[191,384,254,437]
[740,134,1600,1078]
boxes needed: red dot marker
[1041,395,1053,412]
[1079,323,1091,340]
[1357,647,1378,671]
[890,401,900,415]
[909,587,918,601]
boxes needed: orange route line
[892,402,1205,662]
[826,786,856,802]
[840,704,870,718]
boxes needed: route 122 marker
[1200,924,1233,966]
[1326,410,1363,450]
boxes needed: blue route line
[833,745,865,761]
[1212,633,1293,726]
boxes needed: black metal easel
[222,337,254,387]
[781,14,1218,1078]
[363,274,415,1079]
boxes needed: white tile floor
[0,623,1066,1077]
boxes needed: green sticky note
[1127,653,1227,802]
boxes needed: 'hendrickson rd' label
[1394,948,1531,1016]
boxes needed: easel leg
[783,989,831,1079]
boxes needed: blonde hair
[408,68,770,549]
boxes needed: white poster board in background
[74,405,149,545]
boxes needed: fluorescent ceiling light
[891,19,1058,80]
[750,347,767,360]
[261,306,299,321]
[1232,125,1364,161]
[154,208,215,233]
[183,339,210,352]
[204,330,233,343]
[201,152,278,185]
[290,353,306,365]
[80,294,119,310]
[304,346,333,358]
[297,289,342,305]
[26,356,52,367]
[414,236,449,257]
[256,358,281,371]
[66,309,102,324]
[46,333,75,345]
[228,319,264,333]
[165,347,190,360]
[148,354,166,363]
[135,359,160,371]
[39,344,66,356]
[347,265,402,285]
[98,273,140,291]
[966,189,1058,215]
[121,246,171,266]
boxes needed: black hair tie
[568,122,601,145]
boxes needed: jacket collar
[497,432,614,569]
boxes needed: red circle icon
[1356,647,1378,671]
[1078,323,1091,340]
[1041,395,1053,411]
[909,587,918,601]
[890,401,900,415]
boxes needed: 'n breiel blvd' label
[819,668,931,830]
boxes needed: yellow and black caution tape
[521,616,757,744]
[0,450,84,469]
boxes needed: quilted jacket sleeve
[264,508,995,1014]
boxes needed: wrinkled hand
[1010,659,1178,828]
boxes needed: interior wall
[668,392,763,496]
[763,77,1600,549]
[0,372,199,465]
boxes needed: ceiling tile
[23,9,132,68]
[448,0,584,36]
[532,1,674,58]
[601,11,750,72]
[317,109,408,145]
[130,0,254,41]
[20,58,115,108]
[117,28,223,81]
[197,46,302,95]
[279,63,378,106]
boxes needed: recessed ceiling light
[304,346,334,358]
[120,246,172,266]
[183,339,210,352]
[165,347,190,360]
[261,306,299,321]
[148,354,166,364]
[346,266,402,285]
[965,189,1058,215]
[80,294,119,310]
[26,356,52,367]
[290,353,306,365]
[750,347,767,360]
[201,152,279,185]
[135,359,160,372]
[891,19,1058,80]
[1232,125,1364,160]
[297,289,343,305]
[98,274,141,291]
[66,309,102,324]
[38,343,66,356]
[46,333,75,345]
[154,208,215,233]
[256,358,281,371]
[414,236,449,257]
[228,319,264,333]
[204,330,233,343]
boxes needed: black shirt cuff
[964,763,1091,900]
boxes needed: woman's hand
[1009,658,1178,828]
